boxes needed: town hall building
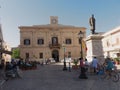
[19,16,86,62]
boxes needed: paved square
[1,63,120,90]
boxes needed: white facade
[102,26,120,58]
[2,42,11,62]
[0,23,12,62]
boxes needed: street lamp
[78,31,84,58]
[62,42,67,71]
[78,31,88,79]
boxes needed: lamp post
[62,42,67,71]
[78,31,83,58]
[78,31,88,79]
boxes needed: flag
[82,40,87,52]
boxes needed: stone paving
[0,63,120,90]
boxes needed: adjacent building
[0,24,12,62]
[2,42,11,62]
[102,26,120,58]
[19,16,86,62]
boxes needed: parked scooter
[5,70,17,78]
[5,61,22,80]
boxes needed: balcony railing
[49,43,61,49]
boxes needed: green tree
[12,48,20,59]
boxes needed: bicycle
[99,67,119,82]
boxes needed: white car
[60,58,72,63]
[49,58,56,63]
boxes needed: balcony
[49,43,61,49]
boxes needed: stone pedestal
[86,34,104,64]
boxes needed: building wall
[2,42,11,62]
[19,16,86,62]
[102,26,120,58]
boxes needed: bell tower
[50,16,58,24]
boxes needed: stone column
[86,34,104,64]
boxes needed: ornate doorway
[52,50,59,62]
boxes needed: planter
[118,61,120,65]
[72,65,79,69]
[116,61,120,65]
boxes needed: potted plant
[114,58,120,65]
[72,59,79,69]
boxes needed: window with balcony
[24,39,30,45]
[38,39,44,45]
[66,39,71,44]
[52,37,58,45]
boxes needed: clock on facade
[52,19,57,24]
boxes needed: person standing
[92,57,98,74]
[84,58,89,72]
[79,58,88,79]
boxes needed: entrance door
[52,50,59,62]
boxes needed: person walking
[84,58,89,72]
[92,57,98,74]
[79,58,88,79]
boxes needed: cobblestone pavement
[1,63,120,90]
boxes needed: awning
[0,49,12,55]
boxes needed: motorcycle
[5,68,22,79]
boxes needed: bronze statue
[89,14,96,34]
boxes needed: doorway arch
[52,50,59,62]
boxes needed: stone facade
[19,16,86,62]
[86,34,104,63]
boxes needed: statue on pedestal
[89,14,96,34]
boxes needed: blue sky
[0,0,120,47]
